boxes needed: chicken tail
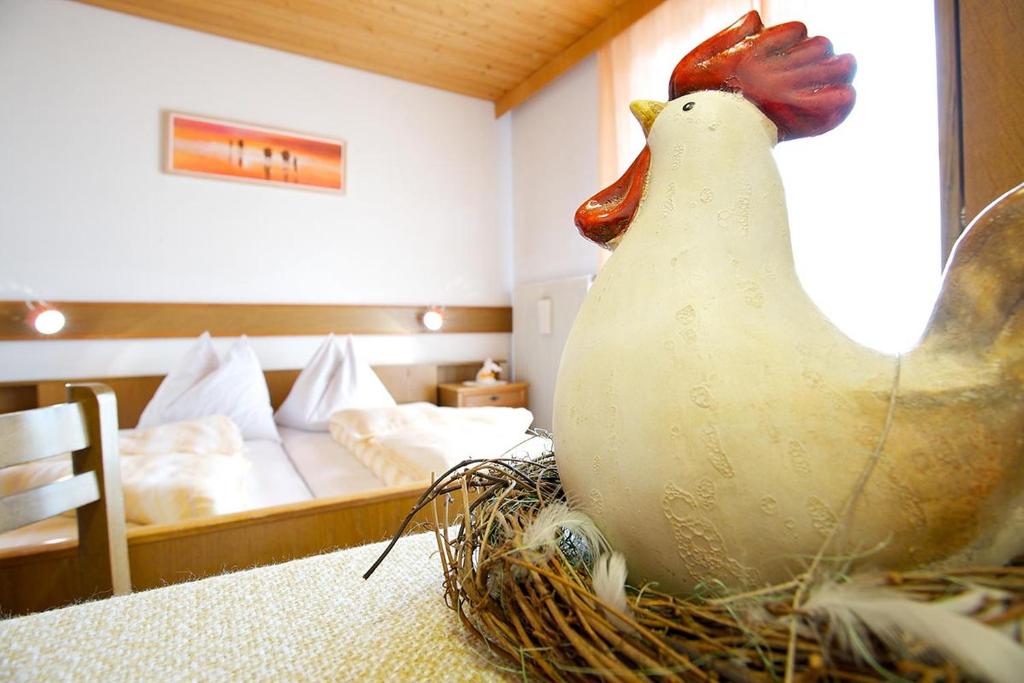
[921,182,1024,354]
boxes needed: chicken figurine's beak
[573,101,663,249]
[630,100,665,137]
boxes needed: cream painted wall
[0,0,511,380]
[509,58,601,426]
[513,276,592,430]
[510,58,601,287]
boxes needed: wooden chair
[0,383,130,603]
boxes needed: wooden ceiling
[77,0,665,116]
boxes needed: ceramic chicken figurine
[553,11,1024,593]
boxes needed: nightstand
[438,382,529,408]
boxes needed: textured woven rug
[1,532,512,682]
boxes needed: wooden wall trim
[79,0,667,110]
[493,0,666,117]
[0,301,511,340]
[935,0,964,265]
[957,0,1024,225]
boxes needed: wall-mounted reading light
[421,306,445,332]
[27,302,66,335]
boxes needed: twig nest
[368,453,1024,682]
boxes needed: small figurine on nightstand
[475,358,502,385]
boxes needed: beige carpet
[1,532,516,682]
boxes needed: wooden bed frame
[0,361,491,615]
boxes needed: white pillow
[273,334,341,430]
[139,335,280,442]
[275,334,396,431]
[138,332,219,428]
[329,334,397,411]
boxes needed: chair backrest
[0,383,130,598]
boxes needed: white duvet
[328,403,539,486]
[0,415,250,525]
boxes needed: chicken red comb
[576,11,856,248]
[668,10,856,140]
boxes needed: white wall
[0,0,511,380]
[509,58,601,425]
[510,58,601,288]
[513,276,592,431]
[0,334,511,382]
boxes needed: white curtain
[598,0,756,192]
[597,0,942,353]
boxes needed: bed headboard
[0,361,489,429]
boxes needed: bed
[0,361,515,615]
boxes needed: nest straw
[366,450,1024,682]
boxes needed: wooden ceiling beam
[254,0,545,81]
[79,0,519,98]
[73,0,664,114]
[493,0,665,117]
[395,0,593,47]
[76,0,515,97]
[263,28,519,99]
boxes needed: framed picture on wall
[166,112,346,193]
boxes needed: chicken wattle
[553,11,1024,593]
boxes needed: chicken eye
[682,101,695,111]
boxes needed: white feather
[520,502,607,557]
[593,552,632,631]
[937,586,1023,641]
[803,578,1024,683]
